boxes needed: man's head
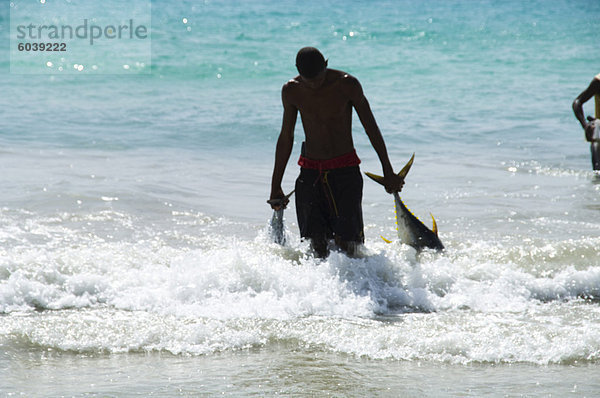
[295,47,327,79]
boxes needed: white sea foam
[2,208,600,364]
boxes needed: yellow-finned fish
[365,154,444,252]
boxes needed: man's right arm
[572,77,600,140]
[346,75,404,193]
[269,83,298,208]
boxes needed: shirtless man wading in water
[269,47,404,258]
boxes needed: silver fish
[365,154,444,252]
[267,190,295,245]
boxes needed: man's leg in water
[296,169,332,258]
[329,167,365,257]
[336,238,359,258]
[311,234,329,258]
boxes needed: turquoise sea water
[2,0,600,396]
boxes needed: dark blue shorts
[295,166,364,243]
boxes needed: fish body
[365,154,444,252]
[270,207,287,245]
[392,191,444,251]
[267,190,295,245]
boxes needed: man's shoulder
[329,69,359,85]
[595,73,600,82]
[282,76,302,94]
[330,70,362,99]
[283,76,301,87]
[281,77,299,102]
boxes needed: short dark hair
[295,47,326,78]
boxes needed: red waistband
[298,150,361,170]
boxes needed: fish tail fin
[397,153,415,179]
[364,153,415,186]
[284,190,295,201]
[364,172,385,186]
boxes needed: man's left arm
[347,76,404,193]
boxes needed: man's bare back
[283,69,357,159]
[271,61,404,203]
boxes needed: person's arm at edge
[572,78,600,141]
[269,83,298,209]
[347,76,404,193]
